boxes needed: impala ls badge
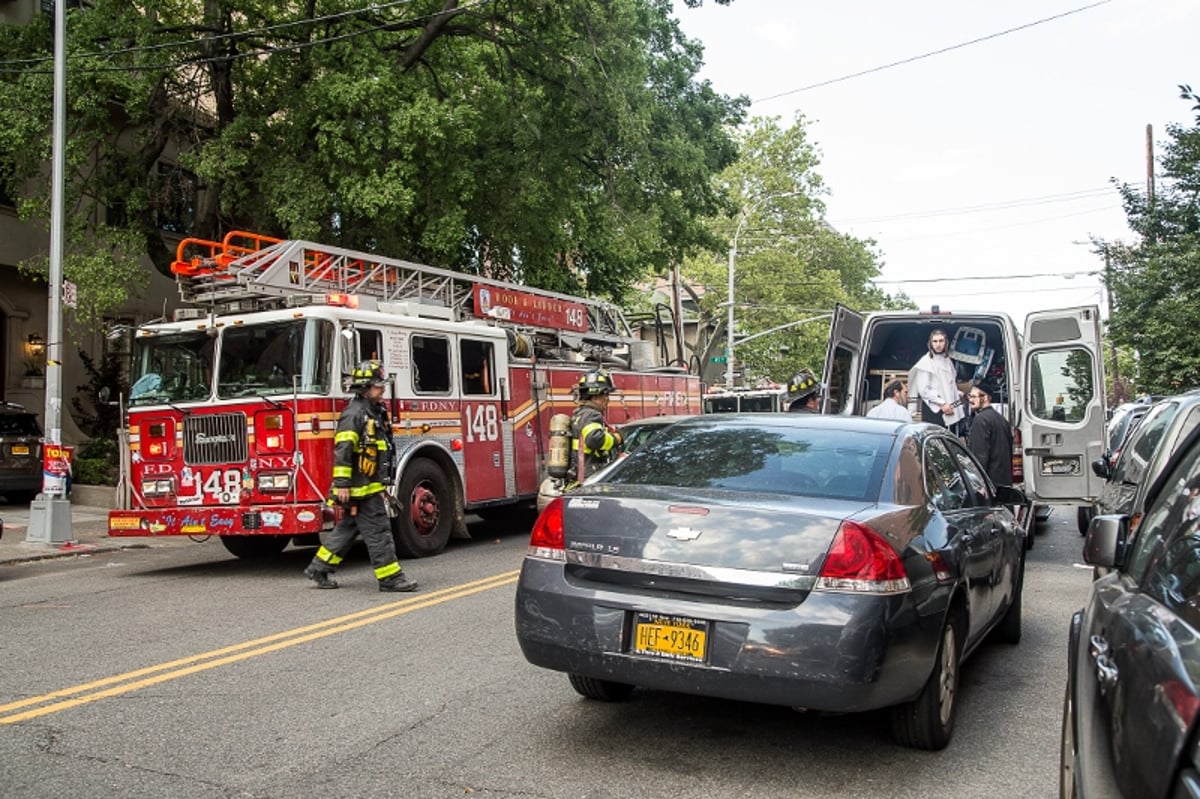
[666,527,703,541]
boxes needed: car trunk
[559,485,873,601]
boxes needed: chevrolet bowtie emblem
[666,527,702,541]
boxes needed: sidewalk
[0,500,143,565]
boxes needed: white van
[821,304,1108,527]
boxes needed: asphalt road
[0,510,1092,798]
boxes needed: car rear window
[605,424,892,501]
[0,414,41,436]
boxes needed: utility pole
[26,0,74,544]
[1104,248,1120,402]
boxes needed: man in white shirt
[868,379,912,422]
[911,328,965,432]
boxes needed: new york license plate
[632,612,708,663]
[11,445,29,456]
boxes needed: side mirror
[1083,514,1130,569]
[1091,457,1111,480]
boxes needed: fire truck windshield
[216,319,335,398]
[129,330,214,405]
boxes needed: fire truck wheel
[392,458,453,558]
[219,535,291,560]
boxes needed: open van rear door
[1022,306,1108,502]
[822,304,864,414]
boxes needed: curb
[0,540,149,566]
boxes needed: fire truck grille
[184,413,248,465]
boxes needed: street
[0,510,1090,798]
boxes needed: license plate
[11,445,29,456]
[632,612,708,663]
[1041,457,1080,476]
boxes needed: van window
[1028,348,1094,423]
[826,345,854,414]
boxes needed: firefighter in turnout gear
[567,369,623,484]
[303,360,418,592]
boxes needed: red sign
[472,284,589,333]
[42,444,75,496]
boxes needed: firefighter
[303,360,418,592]
[567,369,624,484]
[785,369,822,413]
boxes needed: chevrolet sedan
[515,414,1027,750]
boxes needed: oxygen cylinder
[547,413,573,478]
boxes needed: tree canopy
[0,0,745,326]
[1102,85,1200,394]
[676,114,909,386]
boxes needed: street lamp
[726,191,797,387]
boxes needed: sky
[671,0,1200,326]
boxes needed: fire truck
[107,232,700,558]
[702,384,790,413]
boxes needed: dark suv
[0,402,43,503]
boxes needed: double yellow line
[0,570,519,725]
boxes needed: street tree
[1103,85,1200,394]
[0,0,744,327]
[680,114,909,385]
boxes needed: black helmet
[349,360,387,391]
[786,369,821,403]
[577,369,614,398]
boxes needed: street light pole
[725,216,747,388]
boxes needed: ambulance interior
[857,320,1012,420]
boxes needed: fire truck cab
[108,234,699,559]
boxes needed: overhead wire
[752,0,1113,103]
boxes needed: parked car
[1061,422,1200,798]
[0,402,43,504]
[515,414,1027,750]
[1104,401,1154,471]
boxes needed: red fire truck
[107,232,700,558]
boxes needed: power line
[830,186,1120,225]
[753,1,1112,103]
[0,0,495,75]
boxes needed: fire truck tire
[219,535,291,560]
[392,459,453,558]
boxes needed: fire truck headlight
[257,473,293,493]
[141,478,174,497]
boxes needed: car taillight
[816,520,910,594]
[528,498,566,560]
[1011,427,1024,484]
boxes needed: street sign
[710,356,727,364]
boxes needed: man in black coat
[967,388,1013,487]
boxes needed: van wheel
[890,614,961,750]
[220,535,290,560]
[392,459,453,558]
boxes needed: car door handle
[1089,634,1119,695]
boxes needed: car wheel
[1077,505,1094,537]
[219,535,290,560]
[391,458,454,558]
[1060,686,1078,798]
[995,560,1023,644]
[568,673,635,702]
[890,615,961,750]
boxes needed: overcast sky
[672,0,1199,326]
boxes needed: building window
[152,162,196,235]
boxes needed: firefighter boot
[304,563,339,589]
[378,572,419,593]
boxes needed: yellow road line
[0,569,520,725]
